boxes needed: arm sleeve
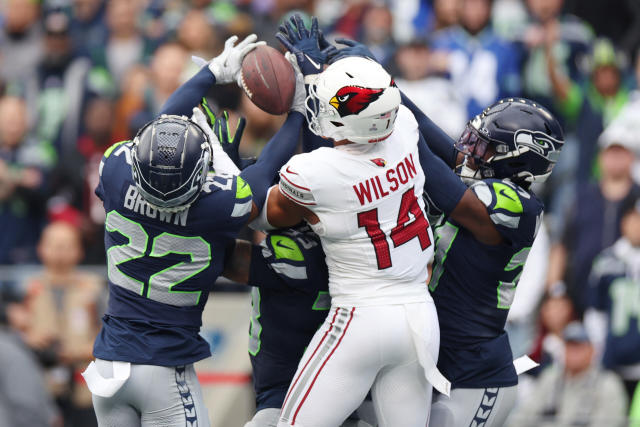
[418,132,466,216]
[302,126,332,153]
[240,112,304,210]
[159,67,216,117]
[401,91,458,168]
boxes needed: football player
[293,36,564,426]
[256,15,504,426]
[81,34,309,427]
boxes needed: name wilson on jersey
[353,154,418,206]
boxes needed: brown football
[240,45,295,115]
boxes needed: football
[240,45,296,115]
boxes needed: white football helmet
[305,56,401,144]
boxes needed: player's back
[93,141,252,366]
[279,105,434,307]
[429,178,543,387]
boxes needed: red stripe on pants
[281,307,341,411]
[292,307,356,425]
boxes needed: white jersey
[279,105,434,307]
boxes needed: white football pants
[278,302,440,427]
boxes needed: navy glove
[276,14,336,76]
[328,38,376,63]
[214,110,255,170]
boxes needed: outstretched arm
[418,133,502,245]
[159,34,265,117]
[401,91,458,168]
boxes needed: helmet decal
[514,130,562,162]
[329,86,384,117]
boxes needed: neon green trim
[105,211,148,295]
[270,235,304,261]
[428,222,459,292]
[104,140,128,158]
[249,288,262,356]
[236,176,252,199]
[492,182,523,214]
[201,97,215,125]
[629,382,640,423]
[312,291,330,311]
[148,233,211,305]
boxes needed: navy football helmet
[454,98,564,186]
[131,115,211,211]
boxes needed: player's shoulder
[471,178,542,243]
[278,152,324,207]
[197,173,253,221]
[471,178,543,217]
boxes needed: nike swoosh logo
[498,188,516,201]
[285,166,298,175]
[275,240,293,251]
[304,54,322,70]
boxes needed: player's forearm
[418,133,466,216]
[240,112,304,210]
[158,67,216,117]
[302,126,332,152]
[401,91,457,168]
[222,239,252,284]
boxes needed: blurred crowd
[0,0,640,426]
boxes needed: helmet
[454,98,564,185]
[131,115,211,211]
[305,56,401,144]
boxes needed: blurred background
[1,0,640,426]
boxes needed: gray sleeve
[0,334,59,427]
[589,372,628,427]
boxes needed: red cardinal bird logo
[370,158,386,167]
[329,86,384,117]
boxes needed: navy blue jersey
[429,178,543,388]
[93,141,253,366]
[247,225,329,410]
[588,239,640,370]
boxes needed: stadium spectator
[432,0,459,31]
[25,11,98,158]
[0,0,43,84]
[394,39,466,138]
[20,221,103,427]
[69,0,108,60]
[0,95,51,264]
[431,0,522,118]
[508,321,628,427]
[0,290,60,427]
[520,0,593,116]
[531,283,576,368]
[547,37,630,184]
[547,135,639,314]
[586,191,640,400]
[101,0,151,85]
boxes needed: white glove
[200,34,265,85]
[285,51,306,115]
[191,107,240,175]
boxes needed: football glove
[214,111,256,170]
[194,34,266,85]
[191,107,240,175]
[286,51,306,114]
[276,14,336,76]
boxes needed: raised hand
[276,14,335,76]
[214,111,250,169]
[199,34,266,85]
